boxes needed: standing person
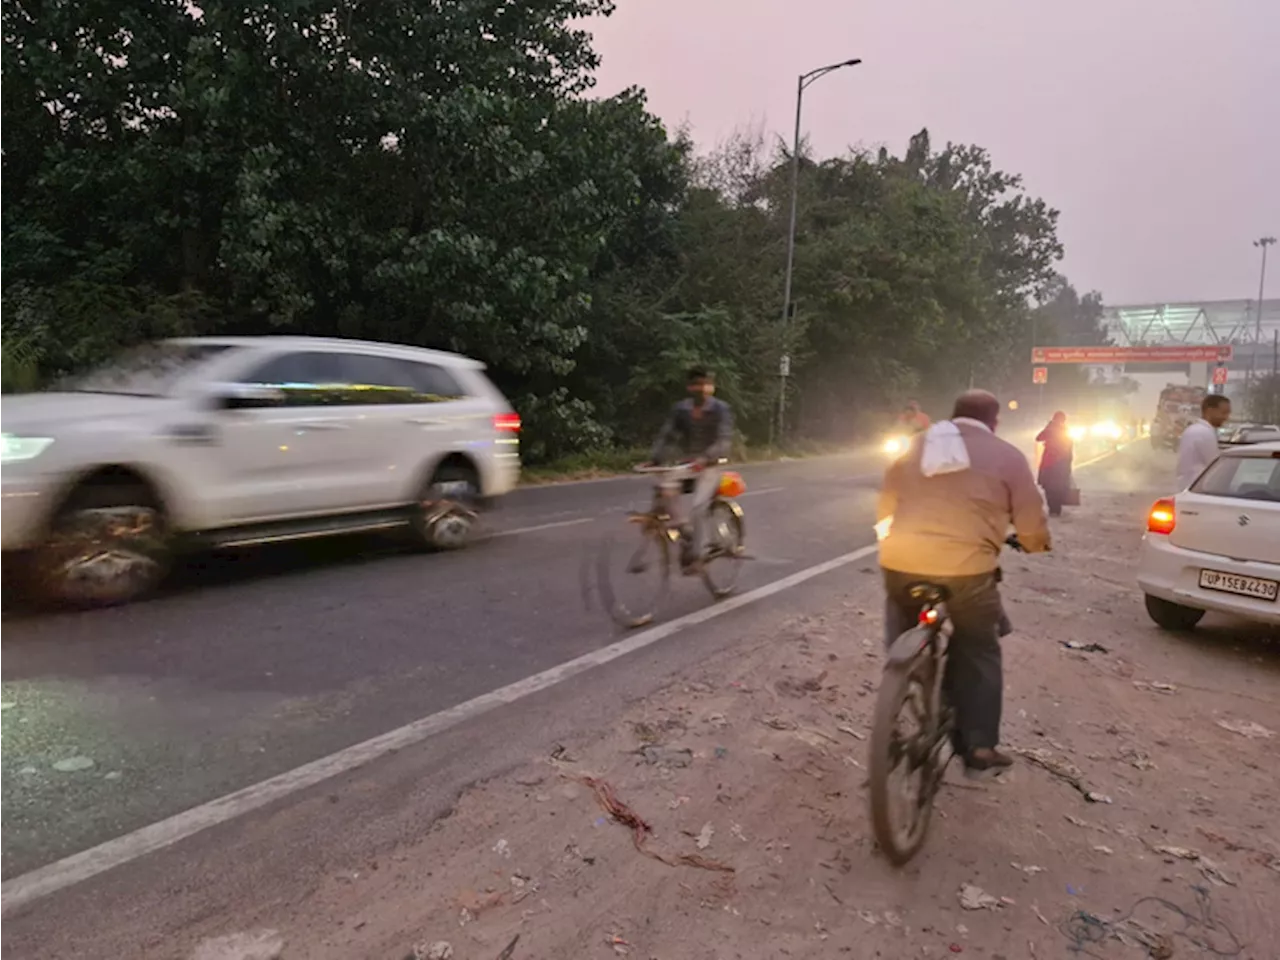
[1036,411,1075,517]
[876,390,1051,778]
[1176,394,1231,490]
[645,366,734,571]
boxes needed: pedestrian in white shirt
[1176,394,1231,490]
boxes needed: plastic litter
[958,883,1001,910]
[1215,718,1275,740]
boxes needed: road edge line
[1,543,879,915]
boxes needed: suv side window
[240,352,345,406]
[405,361,466,401]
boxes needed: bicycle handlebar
[1004,535,1025,553]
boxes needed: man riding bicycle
[876,390,1050,777]
[644,366,734,572]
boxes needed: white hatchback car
[2,336,521,606]
[1138,440,1280,629]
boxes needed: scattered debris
[1084,791,1113,804]
[493,838,511,859]
[1092,845,1113,855]
[52,756,95,773]
[409,943,454,960]
[549,744,576,762]
[1215,718,1275,740]
[668,795,690,809]
[190,929,285,960]
[1152,844,1199,860]
[496,934,521,960]
[637,745,694,767]
[1149,842,1238,886]
[1032,904,1051,926]
[695,823,714,850]
[1132,680,1177,695]
[1061,640,1109,653]
[1011,862,1046,875]
[958,883,1001,911]
[836,724,867,740]
[1017,747,1110,803]
[576,775,733,873]
[759,712,795,729]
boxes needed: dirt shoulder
[164,450,1278,960]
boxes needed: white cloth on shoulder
[920,420,969,477]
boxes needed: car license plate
[1198,569,1280,602]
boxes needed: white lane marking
[489,517,595,538]
[1,542,879,914]
[738,486,784,498]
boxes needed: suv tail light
[493,412,522,433]
[1147,497,1176,535]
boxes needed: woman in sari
[1036,411,1074,517]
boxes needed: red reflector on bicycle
[718,471,747,498]
[918,608,940,626]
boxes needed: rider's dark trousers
[882,568,1005,752]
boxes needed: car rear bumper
[1137,534,1280,625]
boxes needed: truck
[1151,383,1206,451]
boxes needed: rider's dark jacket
[651,397,734,463]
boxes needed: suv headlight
[1,433,55,463]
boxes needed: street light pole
[1252,237,1276,387]
[775,57,862,445]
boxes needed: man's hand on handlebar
[1004,534,1025,553]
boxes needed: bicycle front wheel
[700,499,745,599]
[595,519,671,628]
[868,656,942,866]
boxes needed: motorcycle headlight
[1,433,55,463]
[883,436,906,455]
[1067,426,1086,442]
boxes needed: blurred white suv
[1138,440,1280,629]
[1,336,521,606]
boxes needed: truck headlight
[1,434,54,463]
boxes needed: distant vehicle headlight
[1089,420,1123,440]
[882,435,908,456]
[1,433,54,463]
[1067,425,1087,441]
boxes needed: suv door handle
[296,420,351,431]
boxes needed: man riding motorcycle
[876,390,1051,777]
[899,401,931,434]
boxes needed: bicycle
[593,461,748,628]
[867,536,1024,865]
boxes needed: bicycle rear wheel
[868,655,944,865]
[700,499,745,599]
[595,518,671,628]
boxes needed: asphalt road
[1,451,890,880]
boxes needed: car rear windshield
[62,342,237,396]
[1191,454,1280,502]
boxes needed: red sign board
[1030,345,1233,364]
[1032,366,1048,385]
[1212,365,1229,385]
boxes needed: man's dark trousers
[881,568,1005,752]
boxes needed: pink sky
[589,0,1279,306]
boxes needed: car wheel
[410,461,480,551]
[32,483,171,607]
[1144,594,1204,632]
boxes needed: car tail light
[1147,497,1176,535]
[493,412,521,433]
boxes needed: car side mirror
[208,382,285,410]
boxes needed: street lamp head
[1256,236,1277,247]
[842,58,863,66]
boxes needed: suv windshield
[60,342,235,397]
[1191,453,1280,502]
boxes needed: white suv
[1,336,521,606]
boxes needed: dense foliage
[2,0,1107,460]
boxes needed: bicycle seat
[907,582,950,605]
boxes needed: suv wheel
[410,462,480,551]
[33,483,171,607]
[1144,594,1204,632]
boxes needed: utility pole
[775,57,862,445]
[1249,236,1275,389]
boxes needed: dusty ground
[178,465,1280,960]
